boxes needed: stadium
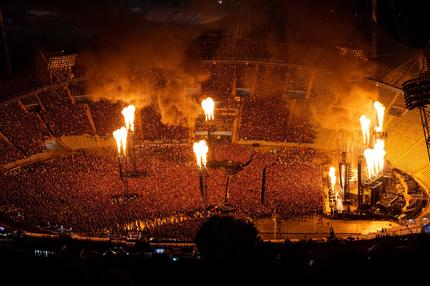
[1,0,430,283]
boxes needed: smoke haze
[82,22,210,126]
[78,0,379,129]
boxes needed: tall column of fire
[193,140,209,206]
[201,97,215,140]
[358,101,387,208]
[361,101,386,181]
[113,127,128,194]
[329,166,344,214]
[122,105,137,176]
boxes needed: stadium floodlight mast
[47,53,77,84]
[47,54,77,70]
[193,140,209,206]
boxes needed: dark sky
[1,0,428,75]
[3,0,428,48]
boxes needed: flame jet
[122,105,136,132]
[201,98,215,121]
[329,167,336,192]
[363,139,386,179]
[363,148,375,178]
[113,127,128,155]
[374,139,386,172]
[373,101,385,132]
[193,140,209,169]
[359,115,371,145]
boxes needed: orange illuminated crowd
[0,143,323,239]
[0,64,323,239]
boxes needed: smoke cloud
[78,0,379,130]
[81,21,209,126]
[310,84,378,131]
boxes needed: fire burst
[122,105,136,132]
[113,127,128,155]
[201,98,215,121]
[363,139,386,179]
[329,167,336,192]
[359,115,371,145]
[373,101,385,132]
[193,140,209,169]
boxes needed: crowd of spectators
[201,63,236,105]
[254,66,286,97]
[239,96,316,143]
[0,58,324,239]
[0,137,25,164]
[258,147,323,219]
[0,71,40,99]
[0,144,323,239]
[0,59,320,163]
[140,106,189,142]
[88,99,124,137]
[0,101,47,156]
[38,88,93,137]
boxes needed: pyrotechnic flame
[122,105,136,132]
[201,98,215,121]
[340,164,346,188]
[373,101,385,132]
[374,139,386,172]
[329,167,336,192]
[193,140,209,169]
[113,127,128,155]
[363,148,375,178]
[113,129,122,154]
[359,115,371,145]
[121,128,128,155]
[363,139,386,179]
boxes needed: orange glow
[359,115,371,145]
[201,97,215,121]
[373,101,385,132]
[363,139,386,179]
[329,167,336,192]
[113,127,128,155]
[122,105,136,132]
[193,140,209,168]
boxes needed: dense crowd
[0,144,323,239]
[0,137,25,164]
[88,99,124,137]
[0,101,48,156]
[140,106,190,141]
[239,96,316,143]
[0,60,322,165]
[0,60,324,239]
[38,87,93,137]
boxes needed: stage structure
[403,66,430,162]
[357,156,363,209]
[339,151,351,212]
[328,167,337,214]
[357,101,388,209]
